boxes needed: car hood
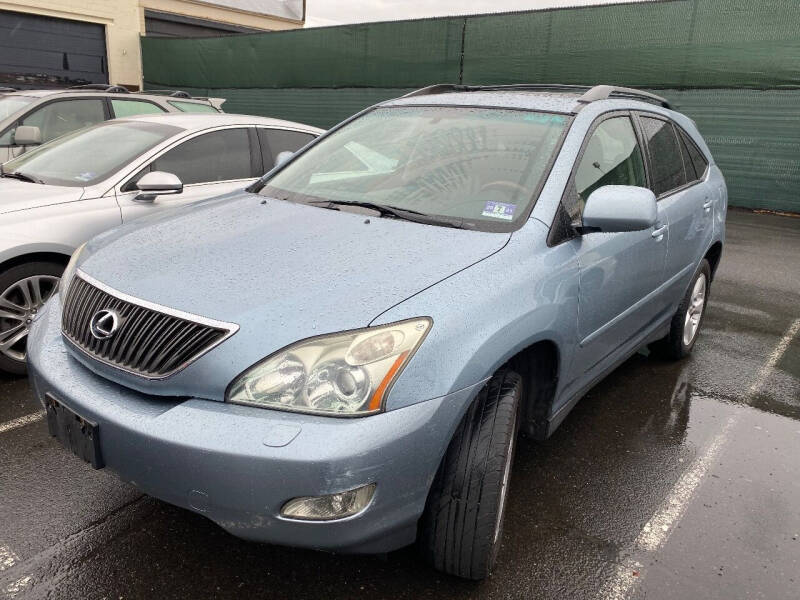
[0,179,84,214]
[75,192,510,398]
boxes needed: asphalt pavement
[1,209,798,599]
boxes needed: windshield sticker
[75,172,95,182]
[482,201,516,220]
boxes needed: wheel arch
[450,337,562,443]
[0,251,71,275]
[502,339,560,441]
[704,240,723,281]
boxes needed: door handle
[703,199,713,212]
[651,225,667,239]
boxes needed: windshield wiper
[1,171,44,184]
[305,199,467,229]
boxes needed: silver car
[0,85,225,163]
[0,113,322,373]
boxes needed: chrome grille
[61,273,237,379]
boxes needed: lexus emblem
[89,309,120,340]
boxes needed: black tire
[0,261,64,375]
[419,369,522,580]
[656,259,711,360]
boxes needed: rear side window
[21,99,106,143]
[677,128,709,182]
[563,115,647,225]
[168,101,219,113]
[111,99,166,118]
[639,116,687,196]
[257,128,316,170]
[152,128,251,185]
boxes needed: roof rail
[402,83,595,98]
[401,83,671,110]
[69,84,129,94]
[139,89,193,99]
[0,87,18,93]
[577,85,670,109]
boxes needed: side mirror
[275,151,294,167]
[134,171,183,203]
[581,185,657,233]
[13,125,41,146]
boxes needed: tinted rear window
[257,128,317,170]
[678,127,709,181]
[640,116,687,196]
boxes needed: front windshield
[259,106,569,230]
[0,95,34,119]
[2,120,182,187]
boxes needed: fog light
[280,484,376,521]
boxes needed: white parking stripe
[0,546,19,572]
[635,414,737,553]
[749,318,800,396]
[599,317,800,599]
[0,411,45,434]
[4,575,32,597]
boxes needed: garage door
[0,10,107,88]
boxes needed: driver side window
[563,116,647,226]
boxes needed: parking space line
[0,412,44,435]
[599,317,800,599]
[0,547,19,572]
[0,546,30,598]
[3,575,31,598]
[749,318,800,396]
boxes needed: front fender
[0,239,75,268]
[374,221,580,412]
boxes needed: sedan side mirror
[13,125,41,146]
[581,185,657,233]
[134,171,183,203]
[275,151,294,167]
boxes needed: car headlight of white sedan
[226,318,431,416]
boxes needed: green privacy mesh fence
[462,0,800,88]
[142,0,800,212]
[142,18,463,89]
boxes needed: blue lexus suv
[27,84,726,579]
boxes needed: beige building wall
[0,0,303,89]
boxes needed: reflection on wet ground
[0,210,798,599]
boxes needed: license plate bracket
[45,394,104,469]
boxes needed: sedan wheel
[0,275,60,364]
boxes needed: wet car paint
[0,209,798,599]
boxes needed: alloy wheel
[0,275,60,363]
[682,273,707,347]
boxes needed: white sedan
[0,113,322,373]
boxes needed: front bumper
[28,300,480,553]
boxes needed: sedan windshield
[0,95,34,119]
[1,121,182,187]
[259,106,569,231]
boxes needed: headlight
[226,318,431,416]
[58,242,86,298]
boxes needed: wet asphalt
[0,209,798,599]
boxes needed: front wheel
[656,258,711,360]
[0,262,63,375]
[419,369,522,580]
